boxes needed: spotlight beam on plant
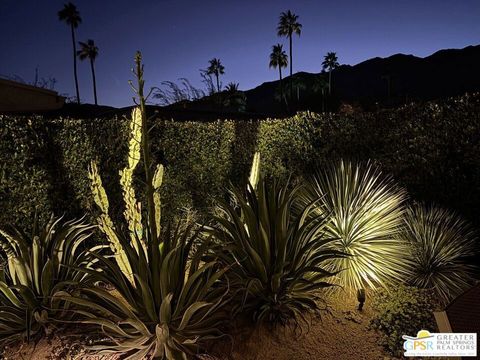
[302,160,408,292]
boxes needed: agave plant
[0,214,96,345]
[208,169,345,324]
[399,203,478,302]
[58,222,229,359]
[302,160,408,292]
[58,52,229,359]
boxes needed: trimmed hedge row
[1,93,480,230]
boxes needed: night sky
[1,0,479,107]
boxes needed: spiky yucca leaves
[0,215,96,344]
[399,203,478,302]
[208,178,344,325]
[302,161,408,292]
[58,223,228,359]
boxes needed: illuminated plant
[399,203,478,302]
[207,155,344,324]
[0,215,96,345]
[60,52,229,359]
[303,160,408,292]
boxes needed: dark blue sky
[1,0,479,107]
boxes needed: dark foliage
[1,93,480,232]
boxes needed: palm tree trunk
[135,53,158,247]
[216,74,220,93]
[279,67,283,105]
[289,34,293,100]
[328,69,332,95]
[321,88,325,112]
[90,59,98,105]
[71,25,80,104]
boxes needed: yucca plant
[208,162,345,324]
[58,52,229,359]
[0,214,96,345]
[302,160,408,293]
[399,203,478,302]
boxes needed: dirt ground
[208,293,389,360]
[1,293,391,360]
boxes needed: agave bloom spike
[71,52,229,359]
[248,152,261,190]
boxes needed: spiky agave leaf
[0,215,97,345]
[57,222,229,359]
[302,160,408,292]
[207,177,345,325]
[248,152,261,190]
[399,203,478,302]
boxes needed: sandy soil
[1,293,391,360]
[208,293,389,360]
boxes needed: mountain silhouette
[35,44,480,119]
[244,44,480,113]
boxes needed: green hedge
[1,93,480,230]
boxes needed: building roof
[445,283,480,333]
[0,78,64,112]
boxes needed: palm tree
[277,10,302,97]
[225,82,239,93]
[322,52,339,95]
[269,44,288,104]
[58,2,82,104]
[206,58,225,93]
[77,39,99,105]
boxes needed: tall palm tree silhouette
[277,10,302,98]
[58,2,82,104]
[207,58,225,93]
[269,44,288,104]
[322,52,339,95]
[77,39,99,105]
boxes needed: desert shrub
[208,165,345,324]
[0,215,96,345]
[301,160,408,292]
[369,284,438,357]
[399,203,478,302]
